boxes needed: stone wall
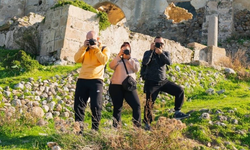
[0,0,25,26]
[1,0,250,47]
[187,42,207,62]
[100,25,193,63]
[201,0,234,44]
[84,0,168,31]
[207,46,227,66]
[187,42,228,66]
[234,9,250,37]
[233,0,250,11]
[0,12,44,53]
[24,0,57,15]
[0,0,57,26]
[39,5,99,63]
[135,7,205,46]
[39,5,193,64]
[1,0,249,64]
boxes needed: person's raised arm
[142,42,155,65]
[109,55,122,70]
[92,46,110,65]
[127,58,140,73]
[159,51,172,65]
[74,40,89,63]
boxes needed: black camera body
[88,39,97,45]
[155,42,162,48]
[123,49,130,55]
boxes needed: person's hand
[150,42,155,51]
[118,49,124,57]
[155,48,163,54]
[97,40,102,47]
[123,54,131,60]
[83,40,89,47]
[89,44,98,49]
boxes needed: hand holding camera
[122,49,131,60]
[88,39,97,46]
[84,38,98,51]
[118,49,130,59]
[150,43,155,50]
[154,42,163,54]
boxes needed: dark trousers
[109,84,141,127]
[143,79,184,124]
[74,79,103,130]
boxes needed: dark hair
[154,36,164,46]
[154,36,163,40]
[121,42,131,52]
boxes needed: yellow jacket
[74,45,110,80]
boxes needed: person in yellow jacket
[74,31,110,132]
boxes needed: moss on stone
[51,0,110,31]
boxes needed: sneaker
[174,112,190,120]
[144,123,151,131]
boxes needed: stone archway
[82,0,169,30]
[94,2,126,25]
[83,0,136,28]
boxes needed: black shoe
[174,112,190,120]
[144,123,151,131]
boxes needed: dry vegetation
[218,49,250,80]
[52,116,202,150]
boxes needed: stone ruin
[0,0,249,65]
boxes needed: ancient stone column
[207,15,218,47]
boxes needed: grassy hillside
[0,49,249,150]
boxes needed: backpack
[101,46,107,72]
[140,64,147,80]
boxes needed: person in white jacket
[109,42,141,128]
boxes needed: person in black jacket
[141,36,190,130]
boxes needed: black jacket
[141,50,172,82]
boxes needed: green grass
[0,64,81,88]
[1,49,250,149]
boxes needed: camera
[155,42,162,48]
[123,49,130,55]
[88,39,97,45]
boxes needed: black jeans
[143,79,184,124]
[109,84,141,127]
[74,79,103,130]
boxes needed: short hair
[155,36,163,40]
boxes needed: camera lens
[155,43,162,48]
[89,39,97,45]
[123,49,130,55]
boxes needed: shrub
[98,11,111,31]
[187,125,212,144]
[3,50,40,74]
[52,0,111,30]
[218,49,250,81]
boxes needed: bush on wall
[52,0,111,30]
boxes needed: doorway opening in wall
[94,2,127,26]
[175,2,197,18]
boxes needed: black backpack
[101,46,107,73]
[140,64,147,80]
